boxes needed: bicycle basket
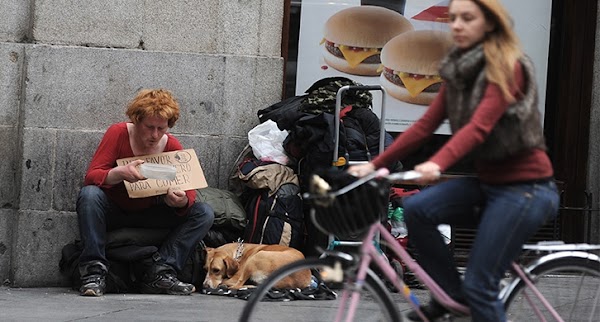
[305,169,389,237]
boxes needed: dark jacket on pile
[257,77,396,187]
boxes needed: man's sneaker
[140,272,195,295]
[79,274,106,297]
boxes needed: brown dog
[203,242,311,290]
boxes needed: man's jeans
[403,177,559,322]
[77,185,214,275]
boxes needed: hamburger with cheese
[321,6,413,76]
[379,30,453,105]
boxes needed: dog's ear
[203,248,214,270]
[224,257,239,278]
[203,256,212,271]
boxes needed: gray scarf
[439,45,546,160]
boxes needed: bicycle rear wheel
[503,254,600,321]
[239,256,401,322]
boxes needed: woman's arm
[371,85,448,169]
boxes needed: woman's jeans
[77,185,214,276]
[403,177,559,322]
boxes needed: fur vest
[439,45,546,160]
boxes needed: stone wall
[0,0,284,286]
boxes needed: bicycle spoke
[505,262,600,322]
[239,257,402,322]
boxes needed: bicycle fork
[333,224,428,322]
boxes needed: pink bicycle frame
[333,221,571,322]
[510,262,564,322]
[334,222,470,322]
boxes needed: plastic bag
[248,120,290,165]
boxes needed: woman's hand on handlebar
[414,161,441,183]
[347,162,376,178]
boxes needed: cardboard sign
[116,149,208,198]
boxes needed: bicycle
[239,170,600,322]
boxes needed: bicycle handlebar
[305,169,477,201]
[304,169,423,201]
[384,170,422,182]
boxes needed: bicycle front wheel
[503,253,600,321]
[239,256,401,322]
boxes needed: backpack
[195,187,247,232]
[195,187,247,247]
[243,183,304,249]
[236,158,305,249]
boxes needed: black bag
[59,240,154,293]
[257,95,307,131]
[243,183,304,249]
[59,229,207,293]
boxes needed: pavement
[0,286,427,322]
[1,273,595,321]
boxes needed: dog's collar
[234,239,244,261]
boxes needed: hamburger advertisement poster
[295,0,552,134]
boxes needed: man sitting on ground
[77,89,214,296]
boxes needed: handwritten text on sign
[116,149,208,198]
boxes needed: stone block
[222,55,284,135]
[33,0,145,49]
[19,128,55,211]
[0,209,17,285]
[53,131,103,212]
[0,127,19,208]
[218,0,283,56]
[12,210,78,287]
[31,0,284,56]
[0,44,21,209]
[142,0,222,54]
[24,45,133,131]
[0,0,31,42]
[0,43,24,127]
[256,0,285,57]
[144,0,283,56]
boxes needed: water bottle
[389,207,408,238]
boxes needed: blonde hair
[455,0,523,102]
[126,89,180,128]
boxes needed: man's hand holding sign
[116,149,208,199]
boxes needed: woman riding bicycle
[349,0,560,321]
